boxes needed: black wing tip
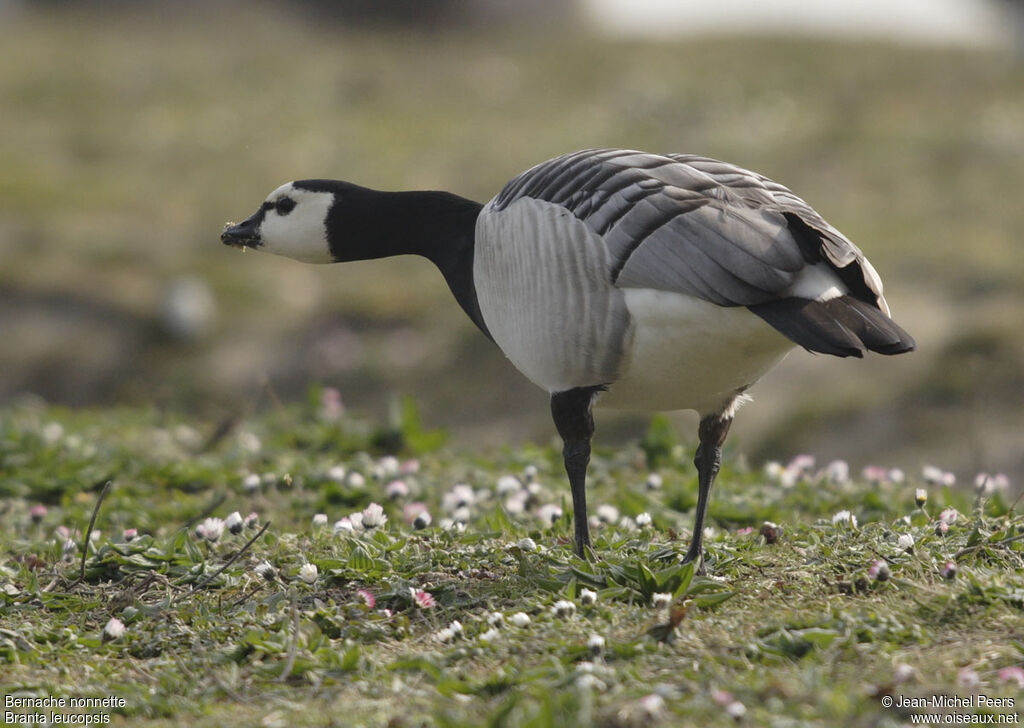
[750,296,915,358]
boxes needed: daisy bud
[522,465,538,483]
[651,592,672,609]
[102,617,126,642]
[487,612,504,628]
[298,563,318,584]
[957,668,980,688]
[551,600,576,618]
[997,666,1024,688]
[29,505,47,523]
[759,521,781,544]
[725,701,747,720]
[504,492,528,515]
[496,475,522,496]
[509,612,531,627]
[413,510,432,530]
[312,513,328,528]
[385,480,409,500]
[595,504,619,524]
[410,588,435,609]
[914,488,927,507]
[443,483,476,512]
[536,504,563,525]
[897,533,915,552]
[516,537,537,552]
[225,511,243,535]
[255,560,275,581]
[122,528,138,542]
[333,518,354,533]
[244,512,259,529]
[636,694,665,719]
[867,560,890,582]
[356,589,375,608]
[789,454,815,474]
[935,521,948,537]
[579,588,598,606]
[635,512,653,528]
[199,517,224,543]
[825,460,850,485]
[645,473,663,491]
[941,561,957,580]
[832,510,857,528]
[587,633,605,656]
[893,663,915,684]
[479,627,500,643]
[241,473,261,493]
[862,465,888,484]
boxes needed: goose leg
[550,387,602,558]
[682,412,733,573]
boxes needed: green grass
[2,401,1022,727]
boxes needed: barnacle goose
[222,148,915,566]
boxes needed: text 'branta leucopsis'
[222,148,915,566]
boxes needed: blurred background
[1,0,1022,482]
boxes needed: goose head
[221,181,337,263]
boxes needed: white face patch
[256,182,335,263]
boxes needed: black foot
[683,412,733,577]
[551,386,603,559]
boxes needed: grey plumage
[487,148,913,359]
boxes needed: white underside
[600,288,796,414]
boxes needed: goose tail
[749,295,916,358]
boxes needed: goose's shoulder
[487,149,705,215]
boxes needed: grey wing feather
[492,149,886,310]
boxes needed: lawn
[2,5,1024,726]
[1,400,1021,727]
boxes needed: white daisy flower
[361,503,387,529]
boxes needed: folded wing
[490,149,915,358]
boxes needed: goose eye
[275,197,296,216]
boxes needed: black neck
[321,183,491,339]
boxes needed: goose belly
[601,288,795,413]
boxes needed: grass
[2,8,1023,722]
[2,399,1022,727]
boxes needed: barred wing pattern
[491,148,887,312]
